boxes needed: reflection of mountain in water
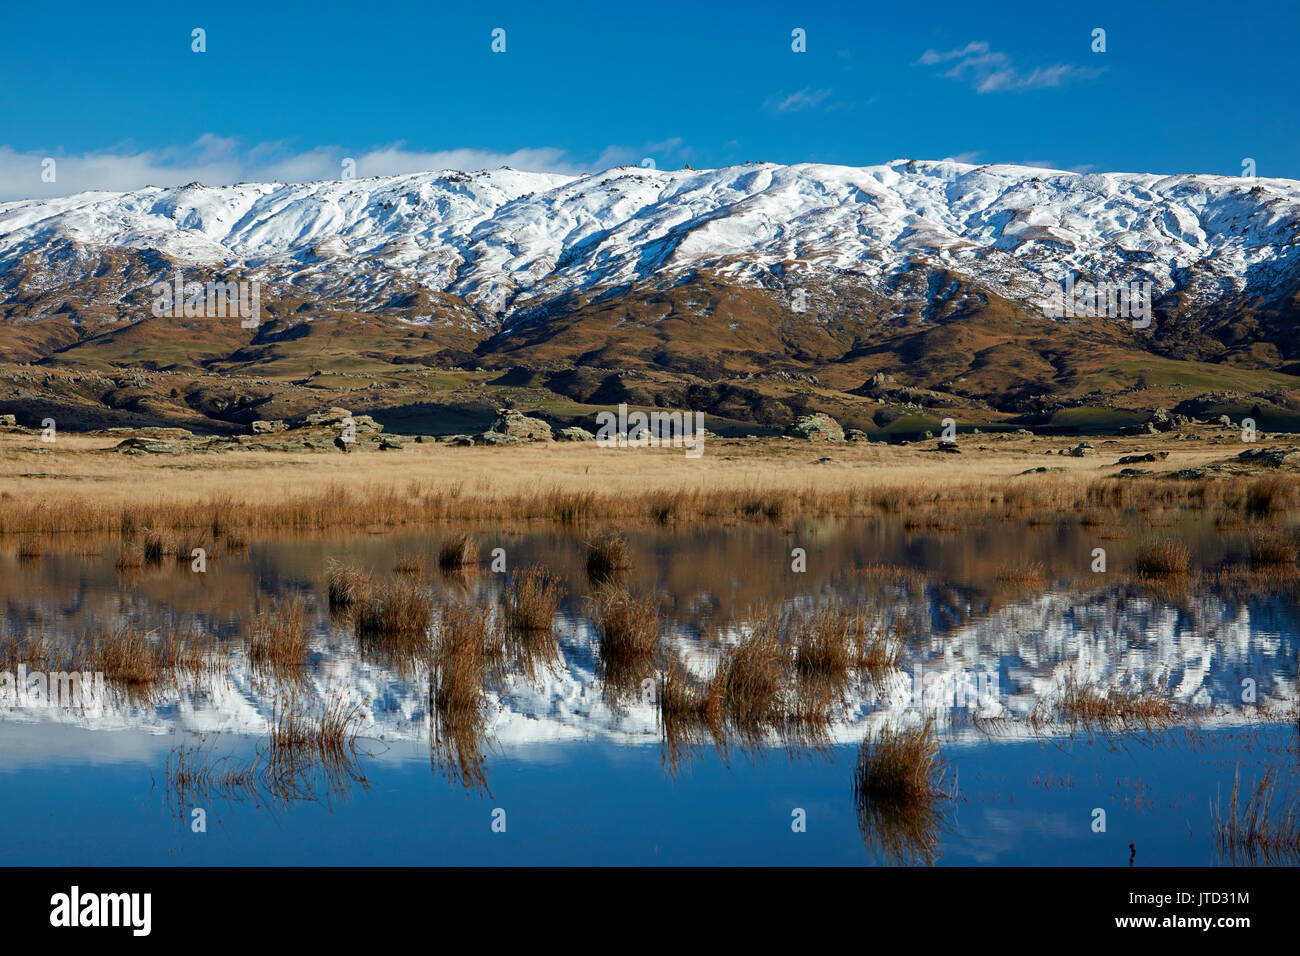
[5,585,1295,747]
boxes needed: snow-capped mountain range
[3,160,1299,326]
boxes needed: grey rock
[784,413,844,442]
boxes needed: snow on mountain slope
[2,160,1299,320]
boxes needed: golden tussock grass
[248,596,311,671]
[1135,540,1191,576]
[590,584,659,702]
[585,530,631,583]
[354,577,435,673]
[142,528,177,564]
[326,559,373,612]
[430,602,503,793]
[852,719,950,865]
[0,435,1295,542]
[1248,531,1297,569]
[503,564,565,682]
[0,626,220,702]
[392,551,425,575]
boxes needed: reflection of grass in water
[1136,540,1190,575]
[1249,530,1297,569]
[852,720,951,866]
[429,602,502,795]
[585,530,631,584]
[248,596,311,673]
[590,584,659,705]
[1213,765,1300,865]
[326,559,373,612]
[657,606,906,774]
[1030,671,1182,735]
[1,626,219,706]
[392,551,425,575]
[165,691,369,818]
[503,564,564,682]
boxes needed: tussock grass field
[2,432,1296,537]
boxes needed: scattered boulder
[114,438,185,456]
[557,426,596,442]
[1067,443,1097,457]
[379,436,407,450]
[0,414,16,427]
[935,440,961,454]
[845,428,869,442]
[488,408,553,441]
[475,432,522,446]
[1116,422,1159,436]
[1117,452,1169,464]
[1236,446,1299,468]
[303,407,353,427]
[784,413,844,442]
[250,419,288,434]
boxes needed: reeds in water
[437,533,478,573]
[852,719,950,865]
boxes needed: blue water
[1,723,1291,866]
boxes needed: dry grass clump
[1213,766,1300,865]
[1135,540,1190,576]
[169,691,368,815]
[248,597,311,671]
[656,655,723,774]
[354,578,435,672]
[503,564,565,681]
[326,559,373,612]
[711,629,788,735]
[1246,478,1292,518]
[268,692,366,773]
[430,602,503,792]
[504,564,565,633]
[392,551,425,575]
[437,533,478,572]
[114,541,145,571]
[852,719,950,865]
[81,626,215,700]
[143,528,177,564]
[1248,531,1297,569]
[788,607,902,685]
[585,531,631,582]
[590,585,659,702]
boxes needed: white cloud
[918,41,1104,93]
[766,88,833,113]
[0,137,693,202]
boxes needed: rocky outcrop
[486,408,552,441]
[557,426,596,441]
[784,413,844,442]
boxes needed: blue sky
[1,0,1297,199]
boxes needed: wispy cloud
[0,136,693,202]
[918,41,1104,93]
[765,88,833,113]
